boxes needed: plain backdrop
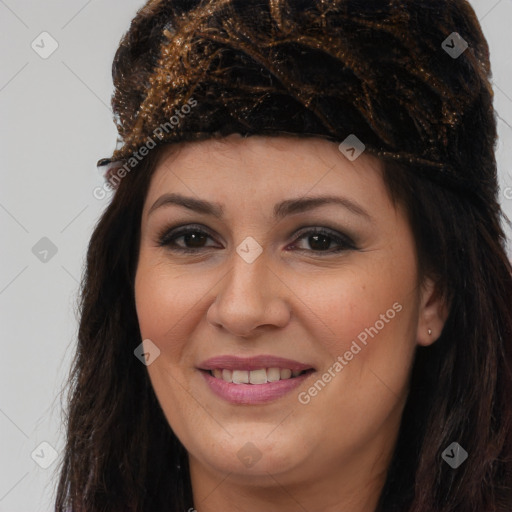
[1,1,511,510]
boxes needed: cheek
[291,255,416,356]
[290,251,420,435]
[134,257,204,426]
[134,256,199,360]
[292,268,418,443]
[307,260,418,401]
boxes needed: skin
[134,134,449,512]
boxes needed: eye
[157,224,356,255]
[157,224,219,253]
[289,227,356,253]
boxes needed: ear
[416,276,450,346]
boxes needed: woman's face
[135,134,446,498]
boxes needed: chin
[189,430,306,480]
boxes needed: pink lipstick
[198,355,315,405]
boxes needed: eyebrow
[148,193,372,221]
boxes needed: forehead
[148,134,385,200]
[138,135,407,241]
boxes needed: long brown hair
[55,1,512,510]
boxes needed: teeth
[210,367,305,384]
[280,369,292,379]
[232,370,249,384]
[249,369,267,384]
[267,367,281,382]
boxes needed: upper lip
[198,355,315,372]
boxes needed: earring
[428,328,432,335]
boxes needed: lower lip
[200,370,314,405]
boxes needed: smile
[198,355,316,404]
[209,368,310,384]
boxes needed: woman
[55,1,512,511]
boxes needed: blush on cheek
[135,265,179,329]
[136,297,204,370]
[325,299,407,366]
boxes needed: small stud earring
[428,328,432,335]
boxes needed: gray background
[1,1,511,510]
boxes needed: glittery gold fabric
[100,0,497,204]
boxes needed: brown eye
[158,225,220,253]
[291,228,356,253]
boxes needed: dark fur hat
[101,0,497,208]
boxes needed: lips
[197,355,316,404]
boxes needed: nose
[206,250,291,338]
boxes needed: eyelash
[156,224,357,255]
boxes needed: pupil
[309,234,330,250]
[185,232,207,247]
